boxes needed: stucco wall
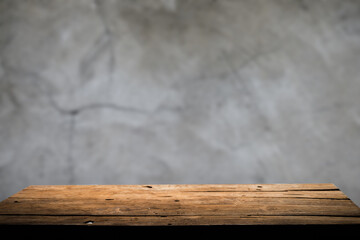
[1,0,360,205]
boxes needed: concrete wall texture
[1,0,360,205]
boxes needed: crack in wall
[48,95,152,117]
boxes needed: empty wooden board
[0,183,359,227]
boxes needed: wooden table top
[0,183,359,226]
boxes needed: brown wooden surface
[0,183,359,226]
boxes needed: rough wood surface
[0,183,359,226]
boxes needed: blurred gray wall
[1,0,360,205]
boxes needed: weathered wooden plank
[0,184,359,226]
[0,198,359,216]
[0,201,359,216]
[7,185,349,200]
[13,183,340,196]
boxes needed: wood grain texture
[0,183,359,226]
